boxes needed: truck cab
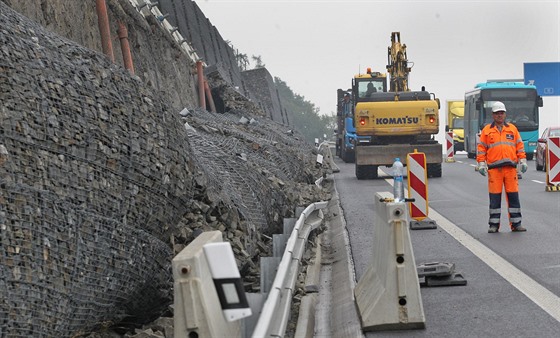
[445,100,465,153]
[336,89,370,162]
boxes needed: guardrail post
[252,202,328,337]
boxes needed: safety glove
[520,158,528,173]
[477,161,488,176]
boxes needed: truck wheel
[367,165,379,179]
[342,150,355,163]
[467,152,475,159]
[526,153,534,161]
[427,163,442,178]
[356,164,367,180]
[342,148,350,163]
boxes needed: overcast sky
[195,0,560,137]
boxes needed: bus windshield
[481,89,538,131]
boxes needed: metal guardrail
[172,200,328,337]
[251,201,328,337]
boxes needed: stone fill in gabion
[0,3,194,336]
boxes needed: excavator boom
[386,32,411,92]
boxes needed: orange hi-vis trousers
[487,166,521,230]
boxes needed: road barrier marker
[445,131,455,162]
[407,151,436,230]
[546,136,560,192]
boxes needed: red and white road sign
[547,136,560,185]
[445,131,454,160]
[406,152,428,220]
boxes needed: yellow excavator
[352,32,442,179]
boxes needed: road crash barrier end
[354,191,425,331]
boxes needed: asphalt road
[334,153,560,337]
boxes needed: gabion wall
[0,3,195,336]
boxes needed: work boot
[488,226,499,233]
[512,225,527,232]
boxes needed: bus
[464,80,543,159]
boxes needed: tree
[274,77,332,144]
[252,55,265,68]
[236,52,249,71]
[226,40,249,71]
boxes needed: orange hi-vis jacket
[477,122,526,168]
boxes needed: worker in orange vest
[476,101,527,233]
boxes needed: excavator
[352,32,443,179]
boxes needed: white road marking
[532,180,546,184]
[429,208,560,322]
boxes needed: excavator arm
[386,32,411,92]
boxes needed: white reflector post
[172,231,243,338]
[203,242,252,322]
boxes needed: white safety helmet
[491,101,507,113]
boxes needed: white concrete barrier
[354,192,425,331]
[173,231,243,337]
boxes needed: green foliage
[275,77,336,144]
[251,55,265,68]
[226,46,335,143]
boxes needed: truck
[335,89,370,162]
[464,80,542,160]
[352,32,443,179]
[445,100,465,153]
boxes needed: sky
[194,0,560,141]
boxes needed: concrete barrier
[318,141,340,173]
[354,192,425,331]
[173,231,243,337]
